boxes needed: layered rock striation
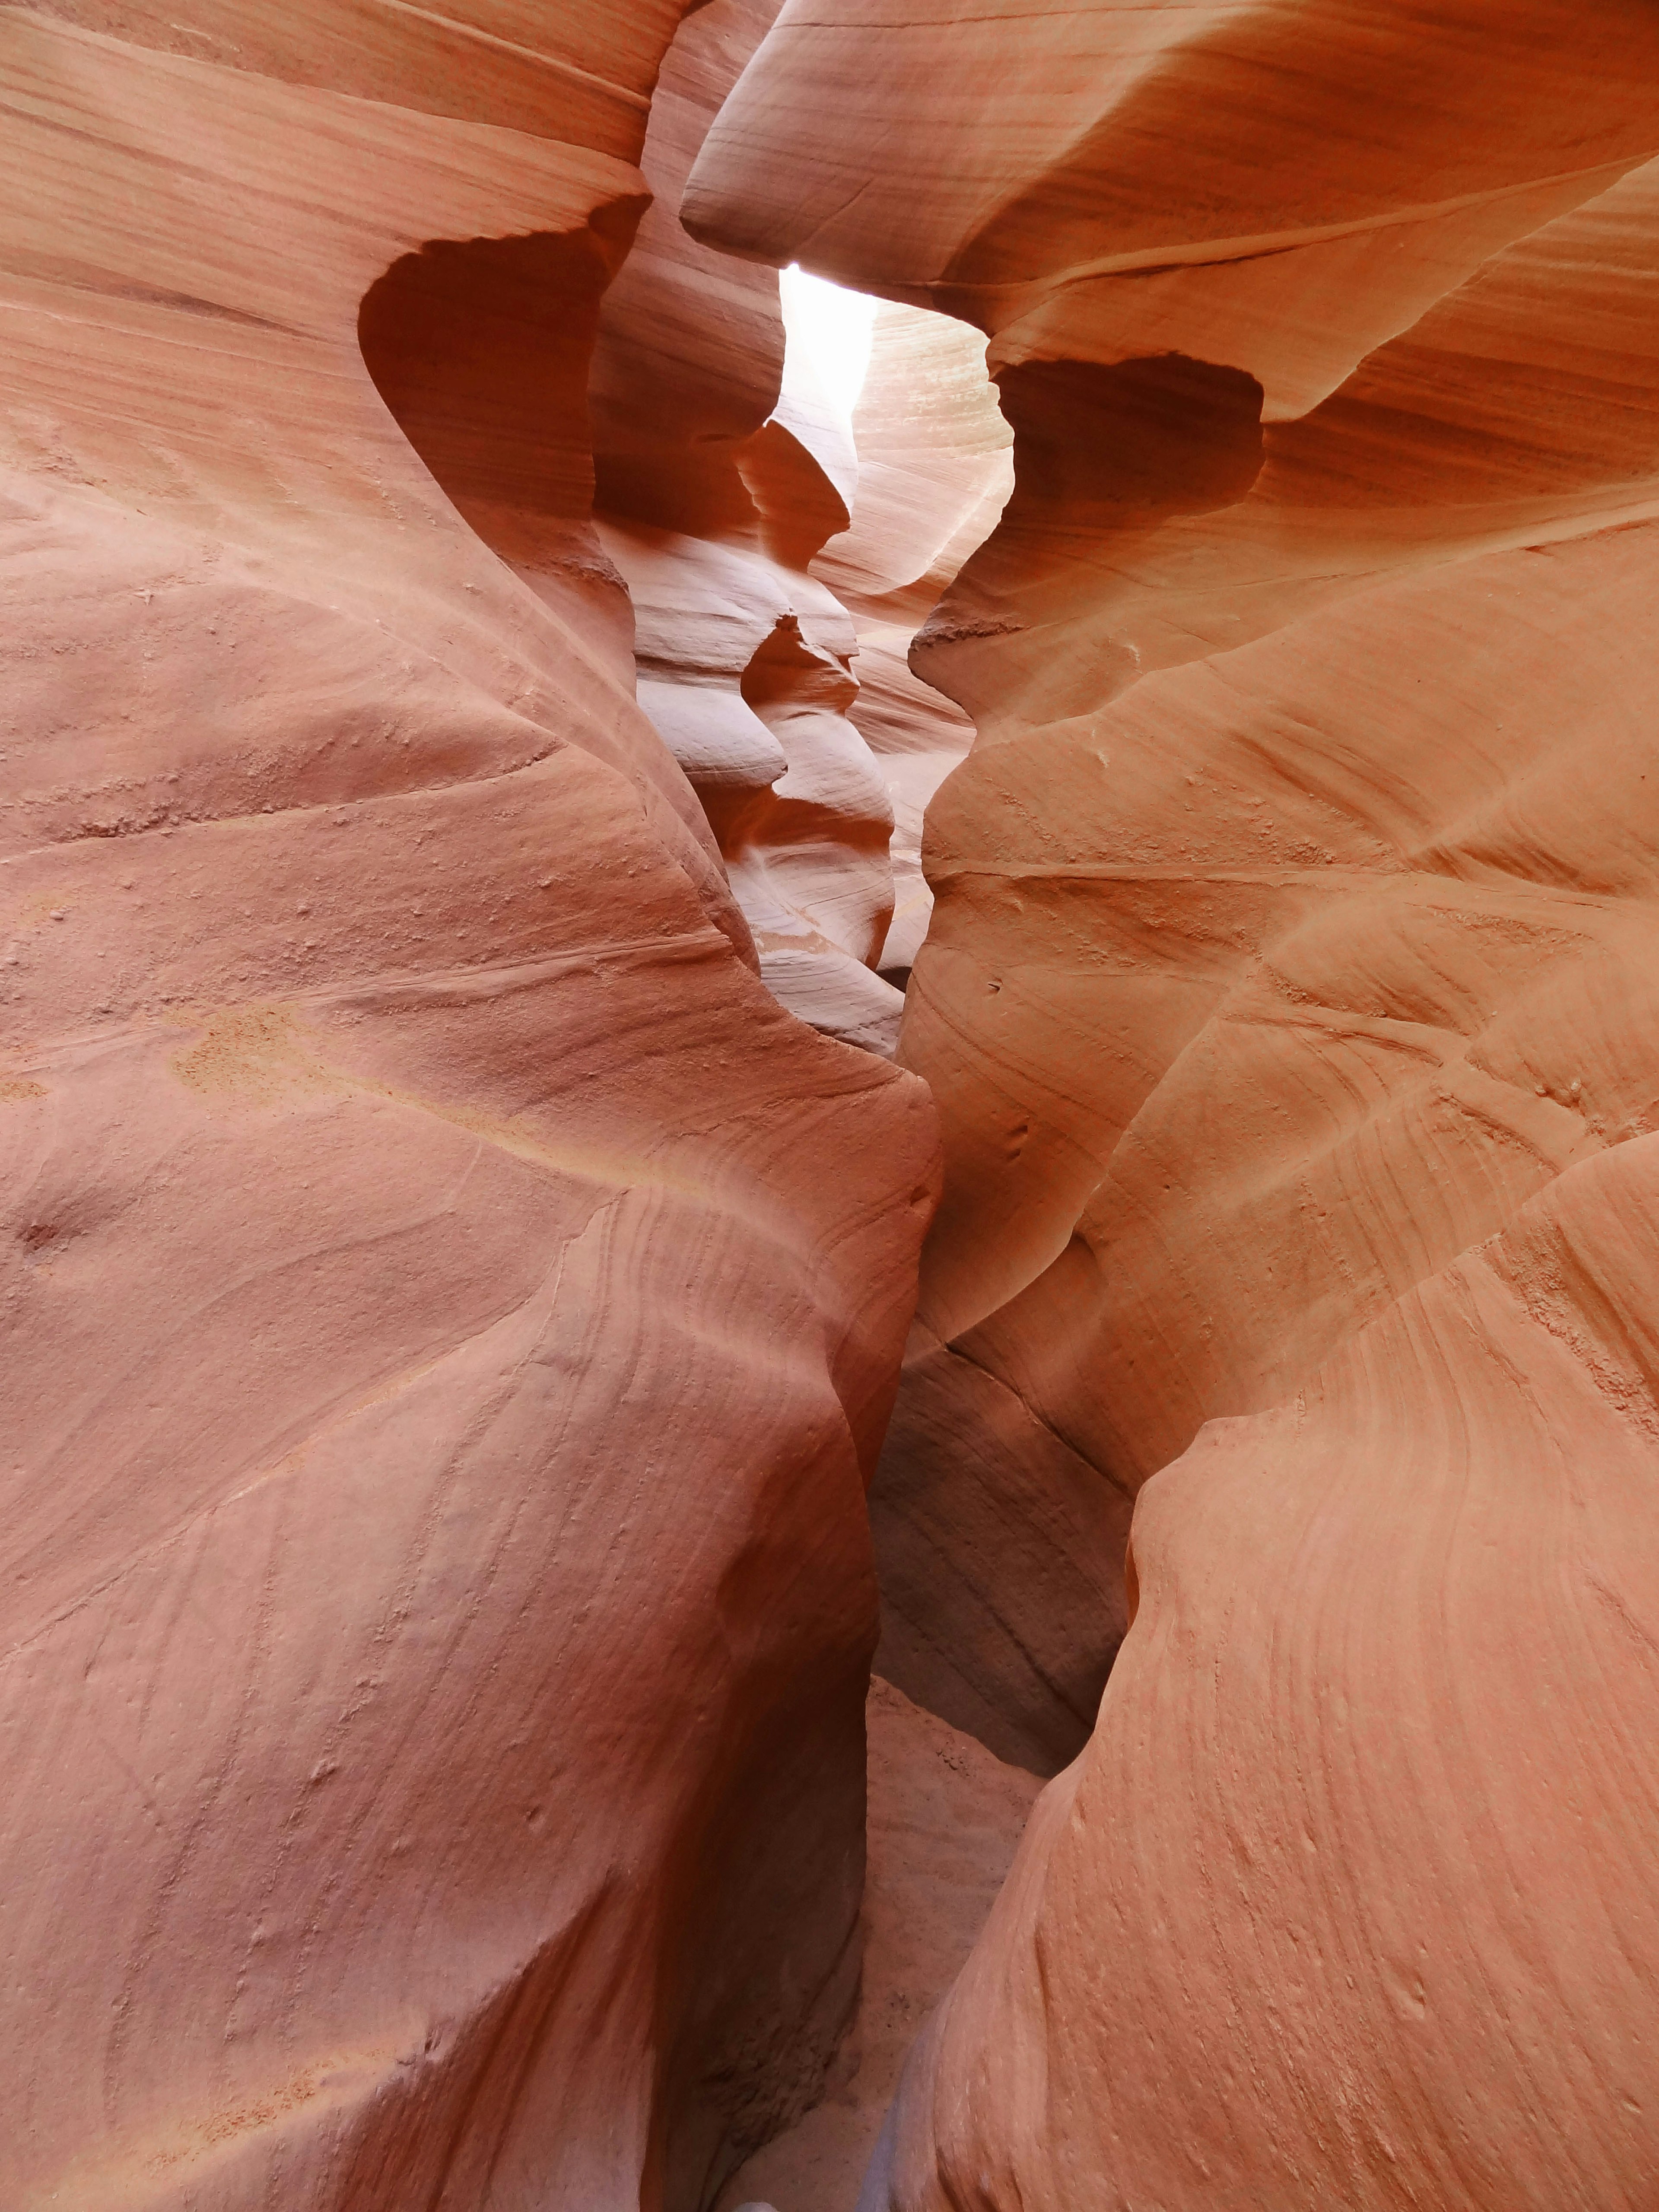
[691,3,1659,2205]
[13,2,1659,2208]
[590,0,907,1057]
[0,6,939,2207]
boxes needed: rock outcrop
[0,6,938,2207]
[690,3,1659,2205]
[16,1,1659,2207]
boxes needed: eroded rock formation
[0,6,939,2206]
[589,0,907,1056]
[690,3,1659,2205]
[15,1,1659,2208]
[820,302,1011,988]
[715,1677,1040,2212]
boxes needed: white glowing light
[779,264,877,426]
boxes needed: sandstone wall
[0,7,939,2206]
[690,4,1659,2204]
[590,0,909,1058]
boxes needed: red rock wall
[0,7,940,2206]
[690,3,1659,2204]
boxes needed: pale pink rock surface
[814,304,1012,626]
[0,6,940,2206]
[597,58,1012,1057]
[591,0,906,1058]
[817,305,1011,988]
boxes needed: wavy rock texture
[591,0,906,1057]
[691,2,1659,2204]
[818,302,1011,987]
[0,6,940,2207]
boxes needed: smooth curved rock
[601,75,1008,1047]
[814,302,1012,623]
[0,6,939,2206]
[19,2,1659,2207]
[687,0,1659,418]
[691,3,1659,2204]
[817,303,1011,988]
[590,0,908,1056]
[886,1123,1659,2211]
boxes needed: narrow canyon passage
[5,6,1659,2212]
[348,16,1035,2196]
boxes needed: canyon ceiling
[3,4,1657,2211]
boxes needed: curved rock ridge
[592,10,1013,1055]
[817,302,1013,987]
[590,0,908,1058]
[688,3,1659,2205]
[886,76,1659,1785]
[876,1110,1659,2212]
[918,152,1659,737]
[686,0,1659,416]
[0,6,941,2206]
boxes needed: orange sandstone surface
[690,3,1659,2207]
[0,5,941,2207]
[10,2,1659,2210]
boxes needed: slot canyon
[3,3,1658,2209]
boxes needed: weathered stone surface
[0,7,938,2206]
[692,5,1659,2205]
